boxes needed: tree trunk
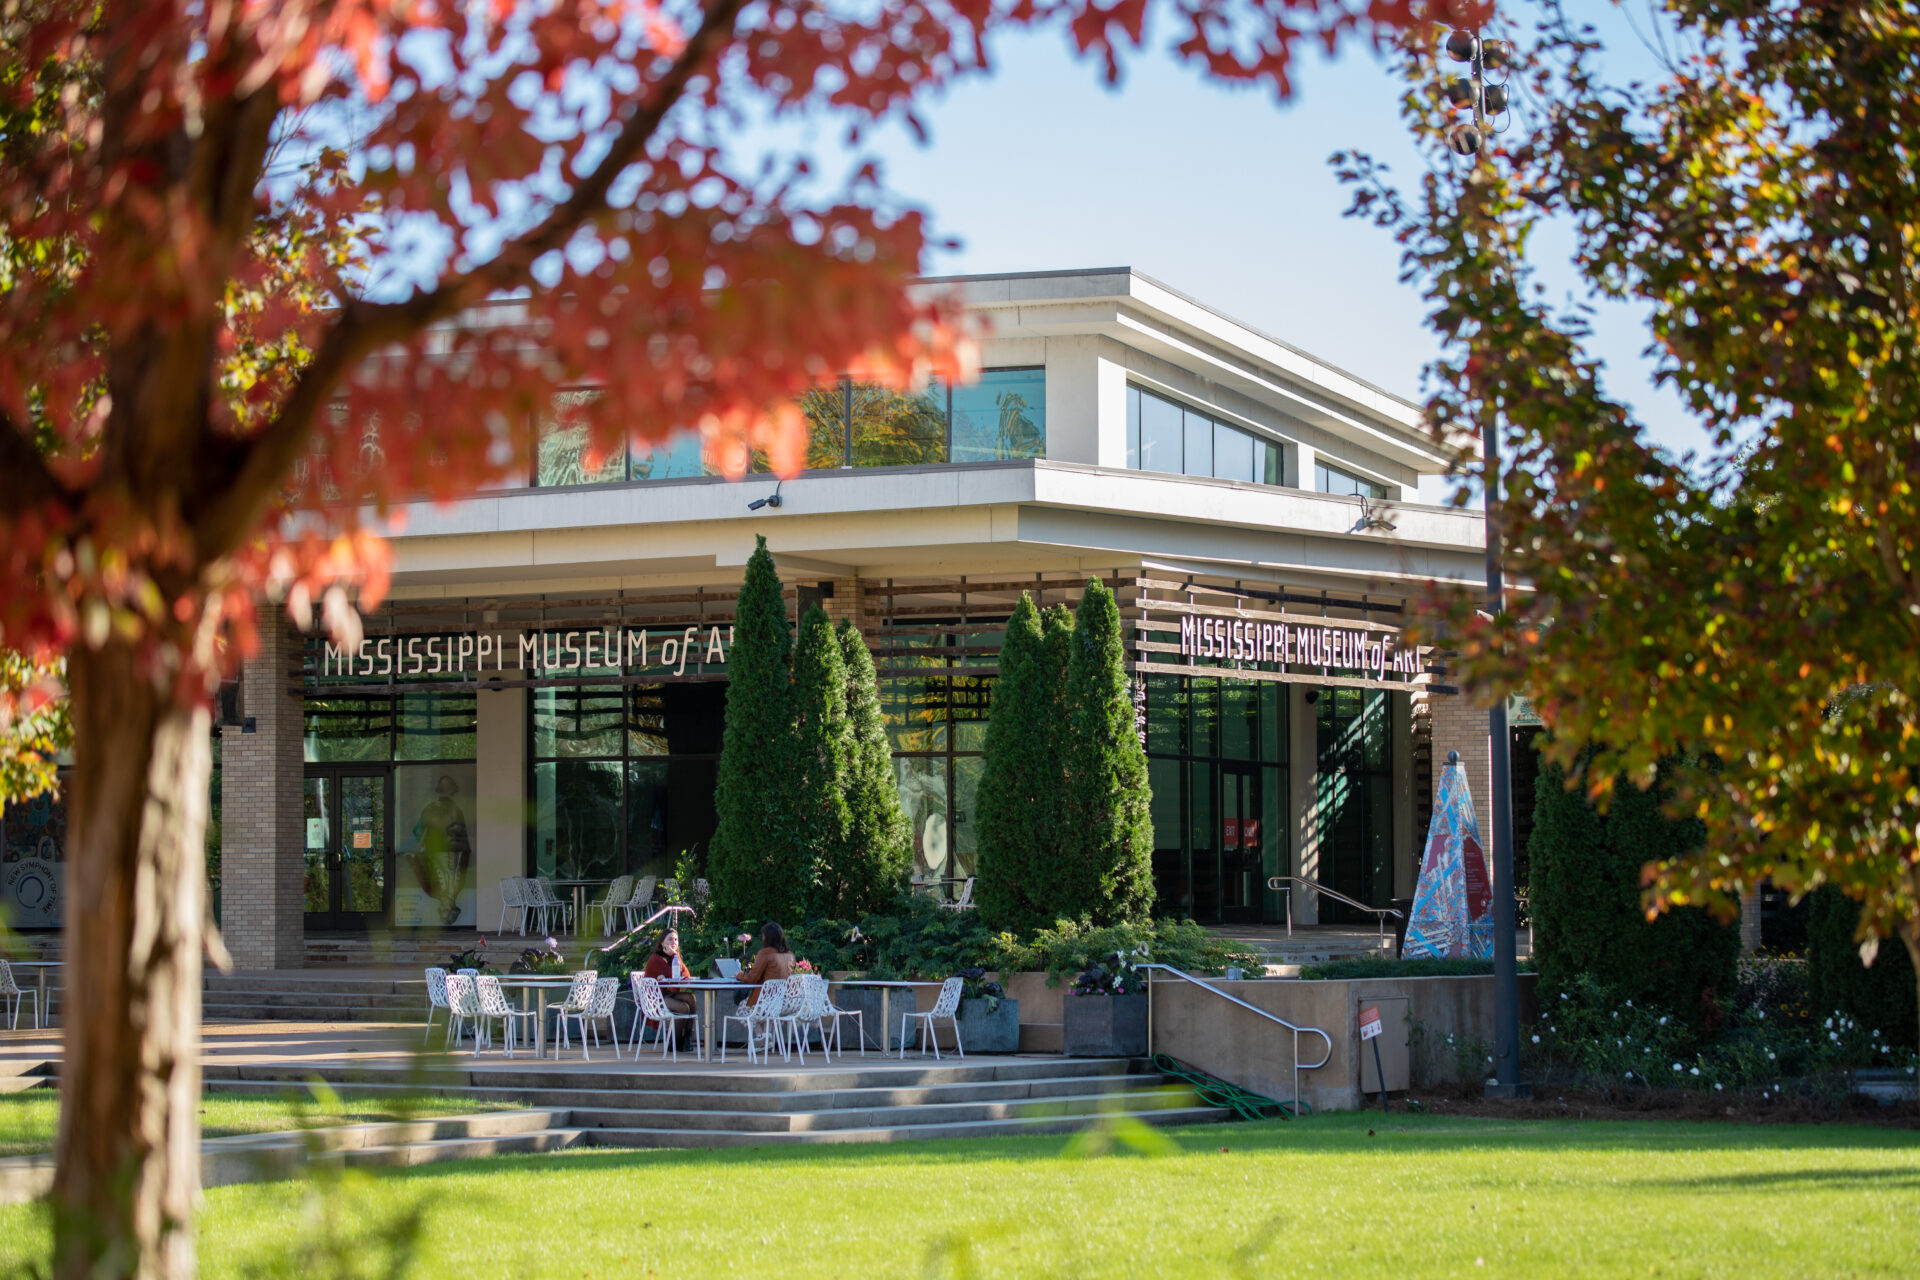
[51,640,209,1280]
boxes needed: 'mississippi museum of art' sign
[322,625,734,680]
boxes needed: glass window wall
[532,370,1046,486]
[527,682,723,886]
[1144,674,1288,924]
[1126,384,1286,487]
[1315,461,1388,500]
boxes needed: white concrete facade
[216,268,1494,958]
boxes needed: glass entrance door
[1219,766,1262,923]
[304,771,390,929]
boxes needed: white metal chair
[620,876,658,931]
[721,977,790,1064]
[557,971,619,1060]
[497,877,529,934]
[474,974,539,1057]
[940,877,976,911]
[900,976,966,1060]
[630,974,702,1061]
[591,875,635,936]
[549,970,599,1057]
[781,974,834,1064]
[1,961,40,1031]
[689,878,712,916]
[532,877,575,934]
[443,974,480,1051]
[823,984,867,1057]
[422,967,451,1044]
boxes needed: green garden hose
[1150,1052,1310,1121]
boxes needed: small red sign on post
[1358,1005,1383,1041]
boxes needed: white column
[1290,684,1320,926]
[474,681,526,935]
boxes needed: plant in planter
[955,967,1020,1053]
[444,938,496,973]
[1063,948,1150,1057]
[509,937,572,975]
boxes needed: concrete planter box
[1063,992,1148,1057]
[954,997,1020,1053]
[832,987,906,1053]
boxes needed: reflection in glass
[1139,389,1182,474]
[852,381,948,467]
[533,686,624,759]
[536,391,624,487]
[630,428,717,481]
[304,698,391,763]
[797,383,849,470]
[303,778,331,913]
[951,368,1045,462]
[951,754,982,880]
[396,692,477,761]
[1220,680,1257,760]
[341,775,387,913]
[1214,421,1255,483]
[626,759,671,878]
[896,755,949,884]
[1183,409,1213,478]
[533,759,624,880]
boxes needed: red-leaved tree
[1,0,1473,1274]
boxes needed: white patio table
[829,979,949,1054]
[490,974,582,1058]
[664,979,755,1061]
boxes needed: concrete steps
[200,1055,1235,1152]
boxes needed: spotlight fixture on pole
[1437,23,1530,1102]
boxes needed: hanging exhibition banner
[1402,750,1494,960]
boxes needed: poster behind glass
[2,785,65,927]
[393,763,477,926]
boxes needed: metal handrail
[1141,962,1332,1113]
[1266,876,1403,942]
[592,904,695,955]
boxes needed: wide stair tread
[578,1107,1231,1148]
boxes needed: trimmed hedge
[1806,886,1917,1045]
[1529,751,1739,1031]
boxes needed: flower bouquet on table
[733,932,756,969]
[445,939,495,973]
[794,958,817,976]
[510,936,571,975]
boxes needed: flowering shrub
[1069,947,1150,997]
[958,966,1007,1012]
[1525,972,1917,1099]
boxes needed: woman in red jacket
[640,929,696,1046]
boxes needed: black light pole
[1442,26,1530,1100]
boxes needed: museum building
[1,268,1505,970]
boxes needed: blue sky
[823,16,1701,504]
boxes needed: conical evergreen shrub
[1058,578,1155,925]
[709,535,805,922]
[976,593,1069,932]
[790,604,853,916]
[829,618,913,916]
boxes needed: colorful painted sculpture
[1402,750,1494,960]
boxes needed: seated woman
[641,928,696,1046]
[736,921,796,1008]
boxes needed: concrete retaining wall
[1147,973,1539,1112]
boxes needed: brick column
[221,624,305,970]
[1425,686,1503,884]
[820,578,865,630]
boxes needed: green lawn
[3,1111,1916,1277]
[0,1089,512,1158]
